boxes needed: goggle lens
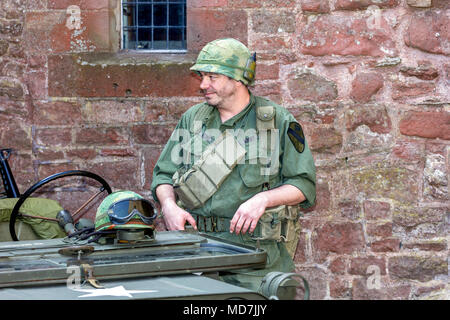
[108,199,156,225]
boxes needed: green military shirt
[151,93,316,291]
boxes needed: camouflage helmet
[190,38,256,85]
[94,190,156,232]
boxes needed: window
[122,0,186,51]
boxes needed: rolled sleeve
[279,114,316,209]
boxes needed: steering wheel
[9,170,112,241]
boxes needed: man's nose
[200,76,210,90]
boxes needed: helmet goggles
[108,198,156,225]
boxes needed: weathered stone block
[299,15,397,57]
[82,100,143,124]
[366,222,393,237]
[370,238,401,252]
[349,256,386,275]
[336,0,399,10]
[251,10,295,34]
[308,126,343,153]
[352,166,419,202]
[350,72,384,102]
[33,101,83,125]
[389,255,448,282]
[287,71,338,102]
[399,111,450,140]
[301,0,330,13]
[345,104,391,134]
[35,127,72,147]
[86,160,140,190]
[392,81,435,100]
[313,222,365,259]
[407,0,432,7]
[75,127,129,146]
[423,154,448,200]
[187,8,248,52]
[363,200,391,220]
[48,54,201,98]
[131,124,175,145]
[404,10,449,55]
[400,63,439,80]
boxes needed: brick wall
[0,0,448,299]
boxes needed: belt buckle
[210,216,217,232]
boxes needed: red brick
[86,160,140,190]
[99,148,136,157]
[299,15,396,57]
[404,10,450,55]
[48,54,201,98]
[399,111,450,140]
[33,101,82,125]
[187,9,248,52]
[142,146,163,189]
[2,125,31,149]
[75,127,129,146]
[66,148,97,160]
[35,127,72,147]
[131,124,175,145]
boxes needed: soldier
[151,38,316,291]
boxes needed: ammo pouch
[173,130,246,210]
[252,204,300,243]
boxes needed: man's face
[199,72,237,107]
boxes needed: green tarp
[0,198,66,239]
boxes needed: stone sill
[73,51,198,67]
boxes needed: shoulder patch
[287,122,305,153]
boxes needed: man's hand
[161,200,197,231]
[229,184,305,235]
[156,184,197,231]
[229,192,268,235]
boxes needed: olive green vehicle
[0,149,308,300]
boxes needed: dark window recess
[122,0,186,51]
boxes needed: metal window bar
[122,0,186,52]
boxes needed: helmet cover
[95,190,156,231]
[190,38,256,85]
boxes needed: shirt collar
[221,91,255,128]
